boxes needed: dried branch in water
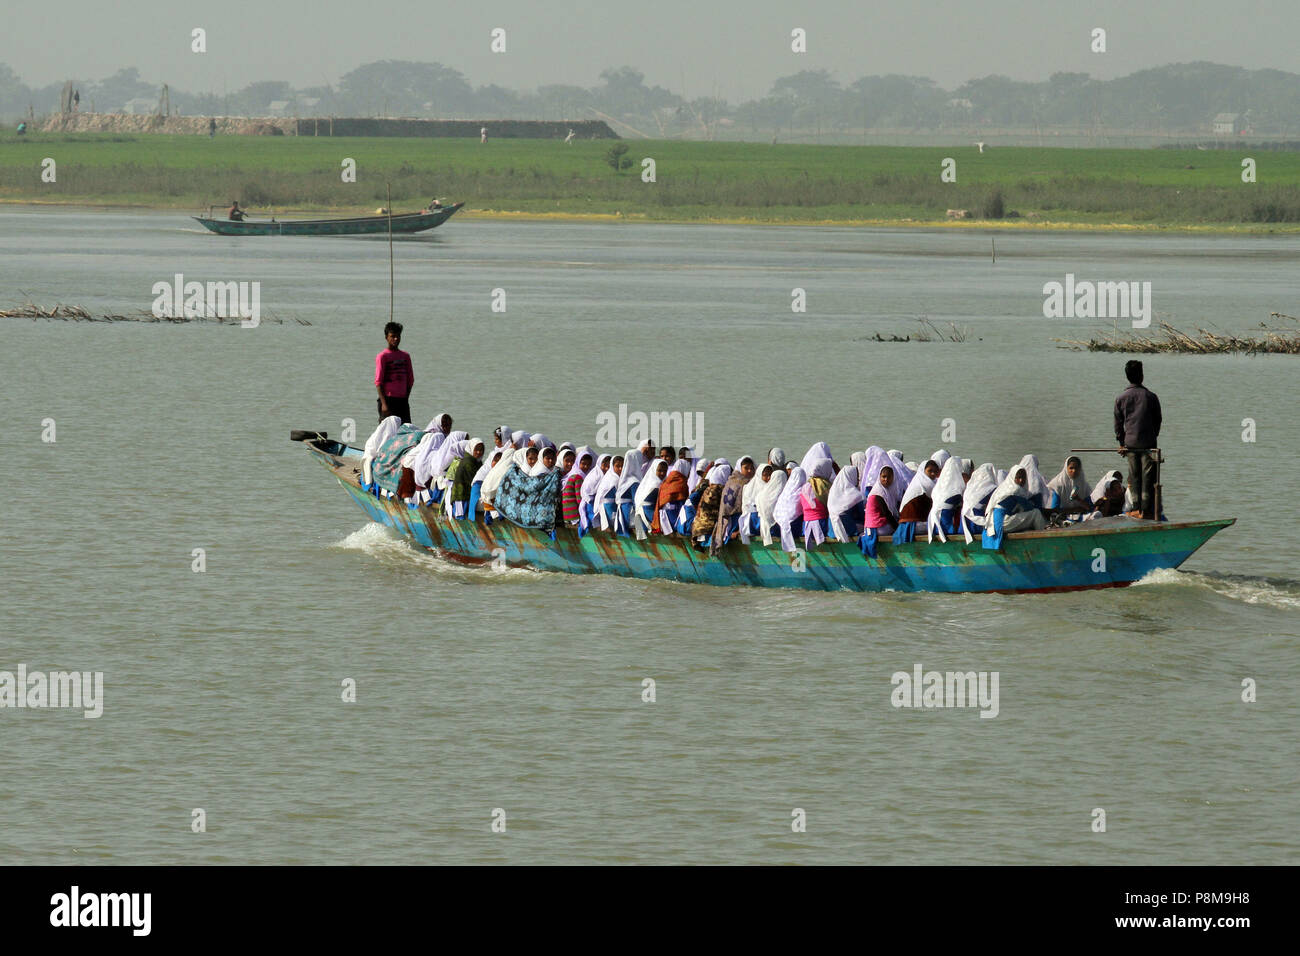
[0,303,311,325]
[1055,318,1300,354]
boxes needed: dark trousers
[378,396,411,424]
[1125,449,1158,518]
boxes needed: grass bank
[3,133,1299,230]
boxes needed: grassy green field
[2,133,1299,229]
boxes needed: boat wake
[1133,567,1300,610]
[332,522,535,581]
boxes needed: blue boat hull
[303,438,1234,594]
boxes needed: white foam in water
[1133,567,1300,610]
[333,522,534,579]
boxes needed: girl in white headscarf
[633,459,669,534]
[1012,454,1052,508]
[615,449,648,533]
[529,446,558,476]
[691,461,731,539]
[1047,456,1092,512]
[898,459,943,523]
[826,465,865,542]
[739,457,765,530]
[596,455,624,531]
[428,430,468,480]
[772,466,807,552]
[864,465,904,536]
[481,447,526,512]
[362,415,402,485]
[580,454,611,531]
[987,466,1047,532]
[960,463,1000,543]
[858,446,914,497]
[926,457,968,542]
[752,462,788,546]
[688,456,710,494]
[475,449,504,485]
[656,460,692,534]
[1090,469,1126,517]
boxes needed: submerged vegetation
[1057,314,1300,354]
[0,302,310,324]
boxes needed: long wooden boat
[297,434,1233,595]
[193,203,463,236]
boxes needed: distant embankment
[39,113,617,139]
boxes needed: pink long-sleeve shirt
[865,495,896,530]
[374,347,413,398]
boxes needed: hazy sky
[8,0,1294,99]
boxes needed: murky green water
[1,207,1296,863]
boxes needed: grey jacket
[1114,384,1162,448]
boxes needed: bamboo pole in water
[387,183,394,324]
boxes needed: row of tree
[4,60,1299,135]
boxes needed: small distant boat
[193,203,463,236]
[294,432,1235,595]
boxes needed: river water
[1,206,1296,864]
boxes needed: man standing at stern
[1114,360,1162,520]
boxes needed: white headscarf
[1048,457,1092,507]
[617,449,648,502]
[805,457,834,483]
[799,442,832,473]
[362,415,402,484]
[596,460,623,529]
[510,429,528,447]
[930,449,952,470]
[1013,454,1052,505]
[887,449,904,462]
[582,455,611,503]
[773,466,807,551]
[404,430,442,484]
[740,460,764,517]
[425,412,450,435]
[529,447,558,476]
[926,457,967,542]
[755,463,788,546]
[1091,469,1123,506]
[705,461,733,485]
[849,450,866,472]
[563,448,589,485]
[428,430,468,479]
[634,459,669,530]
[474,448,504,484]
[897,464,936,518]
[482,447,526,506]
[858,446,914,496]
[866,464,904,520]
[961,463,999,538]
[688,457,710,493]
[827,465,864,542]
[767,447,787,469]
[988,466,1034,514]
